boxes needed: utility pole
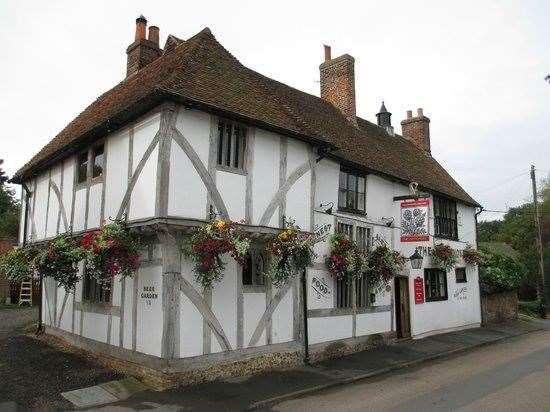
[530,165,546,318]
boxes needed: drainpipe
[301,269,310,364]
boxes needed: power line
[474,171,530,194]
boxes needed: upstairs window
[217,120,247,172]
[76,143,104,185]
[433,195,458,240]
[338,169,366,213]
[92,145,104,178]
[77,152,88,184]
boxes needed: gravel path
[0,307,123,411]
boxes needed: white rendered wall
[179,258,205,358]
[252,129,280,226]
[104,128,130,221]
[308,315,353,345]
[168,109,210,220]
[135,264,163,357]
[61,157,75,233]
[129,114,160,221]
[45,164,62,238]
[211,258,238,353]
[87,183,102,229]
[243,292,266,347]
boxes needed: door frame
[394,276,411,339]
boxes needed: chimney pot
[324,45,331,62]
[126,16,161,77]
[148,26,160,47]
[407,110,413,119]
[417,108,424,117]
[135,15,147,41]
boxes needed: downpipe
[301,269,310,364]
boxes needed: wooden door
[394,276,411,339]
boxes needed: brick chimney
[319,45,357,125]
[401,108,431,153]
[126,16,162,77]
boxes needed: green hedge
[479,247,525,294]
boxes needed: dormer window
[217,120,247,172]
[338,169,366,213]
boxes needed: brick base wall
[481,290,518,324]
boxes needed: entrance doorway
[394,276,411,339]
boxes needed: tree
[0,159,19,239]
[477,220,503,242]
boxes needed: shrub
[479,248,525,294]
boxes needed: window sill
[434,235,459,242]
[242,284,266,293]
[75,300,121,316]
[216,165,247,176]
[337,208,367,216]
[425,297,449,303]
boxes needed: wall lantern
[319,202,334,215]
[409,250,424,270]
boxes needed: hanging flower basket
[82,221,141,286]
[34,234,85,291]
[462,245,482,266]
[181,219,250,289]
[431,243,458,271]
[264,219,321,286]
[0,247,38,282]
[366,244,404,294]
[325,233,368,280]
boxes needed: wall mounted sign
[400,199,430,242]
[311,275,332,301]
[141,285,158,306]
[414,276,425,304]
[314,223,332,241]
[453,286,468,301]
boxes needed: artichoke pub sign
[400,198,430,242]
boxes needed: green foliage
[34,234,85,291]
[477,220,503,242]
[0,247,38,282]
[0,159,19,239]
[479,247,525,294]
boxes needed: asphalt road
[274,327,550,412]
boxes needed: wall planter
[82,221,141,287]
[366,244,405,294]
[325,233,367,280]
[462,245,482,266]
[181,219,250,289]
[430,243,458,272]
[265,219,320,286]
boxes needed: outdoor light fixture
[409,250,424,270]
[320,202,334,215]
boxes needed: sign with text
[401,198,430,242]
[414,276,425,304]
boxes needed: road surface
[274,327,550,411]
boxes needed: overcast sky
[1,0,549,221]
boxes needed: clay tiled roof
[13,28,478,206]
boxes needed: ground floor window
[335,219,372,309]
[424,268,448,302]
[242,249,266,287]
[455,267,467,283]
[83,270,111,304]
